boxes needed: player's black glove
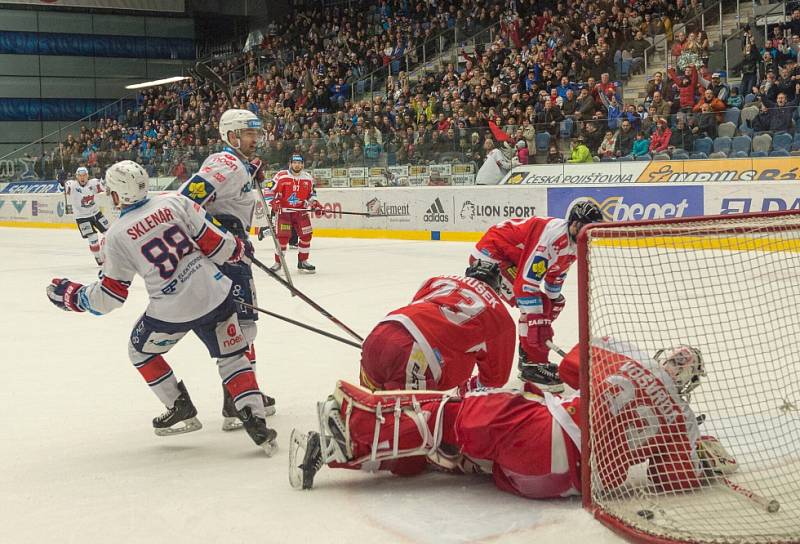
[46,278,85,312]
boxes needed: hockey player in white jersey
[177,108,274,430]
[45,160,277,454]
[63,166,109,265]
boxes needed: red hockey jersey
[270,169,317,211]
[380,275,516,389]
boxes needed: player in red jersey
[268,154,320,273]
[359,260,516,392]
[469,201,604,393]
[288,336,737,499]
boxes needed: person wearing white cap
[63,166,109,265]
[700,71,730,102]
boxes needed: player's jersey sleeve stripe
[193,223,225,258]
[100,277,130,303]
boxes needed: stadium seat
[752,134,772,154]
[635,153,652,161]
[708,151,727,158]
[740,106,759,127]
[693,137,713,155]
[535,132,550,152]
[793,133,800,151]
[717,122,737,139]
[732,150,749,158]
[690,152,708,159]
[723,108,740,127]
[770,150,790,157]
[749,150,768,157]
[671,150,690,160]
[731,135,752,155]
[791,150,800,156]
[713,136,732,154]
[773,133,793,153]
[653,153,671,160]
[560,118,573,139]
[618,154,633,161]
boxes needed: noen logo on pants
[424,198,449,222]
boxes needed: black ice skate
[297,260,316,274]
[257,227,266,241]
[518,348,564,394]
[153,381,203,436]
[222,386,276,431]
[239,406,278,456]
[289,429,323,490]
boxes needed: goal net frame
[576,209,800,544]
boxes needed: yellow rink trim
[0,220,76,229]
[594,235,800,253]
[1,220,483,242]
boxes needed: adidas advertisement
[423,198,449,223]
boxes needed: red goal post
[576,210,800,544]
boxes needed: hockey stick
[721,477,780,513]
[545,340,568,358]
[282,208,404,217]
[252,176,295,290]
[250,256,365,342]
[237,300,361,349]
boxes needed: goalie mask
[653,345,705,398]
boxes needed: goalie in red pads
[359,260,516,392]
[469,202,603,393]
[289,336,737,499]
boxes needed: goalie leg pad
[320,381,459,473]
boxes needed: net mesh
[583,213,800,544]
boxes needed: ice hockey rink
[0,228,623,544]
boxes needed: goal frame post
[576,209,800,544]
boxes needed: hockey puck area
[636,509,655,520]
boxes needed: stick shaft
[250,256,365,342]
[238,301,361,349]
[253,177,295,290]
[545,339,568,358]
[722,478,780,513]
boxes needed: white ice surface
[0,229,623,544]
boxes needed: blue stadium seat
[560,118,573,139]
[723,107,740,127]
[749,151,768,157]
[535,132,550,152]
[773,132,793,153]
[693,137,713,155]
[731,135,752,155]
[635,153,652,161]
[671,150,690,160]
[792,133,800,151]
[713,136,732,155]
[732,150,749,158]
[618,154,633,161]
[690,152,708,160]
[770,150,790,157]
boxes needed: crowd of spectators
[17,0,800,182]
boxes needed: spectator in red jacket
[668,65,699,111]
[692,88,727,122]
[649,118,673,153]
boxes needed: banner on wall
[704,183,800,215]
[547,185,704,221]
[500,157,800,185]
[1,181,60,193]
[0,0,184,11]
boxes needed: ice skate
[289,429,323,490]
[153,381,203,436]
[518,347,564,393]
[297,259,316,274]
[239,406,278,456]
[269,261,282,273]
[222,387,276,431]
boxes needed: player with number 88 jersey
[359,261,516,392]
[45,161,277,454]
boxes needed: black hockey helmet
[465,260,501,292]
[568,200,603,241]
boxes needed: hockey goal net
[578,210,800,544]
